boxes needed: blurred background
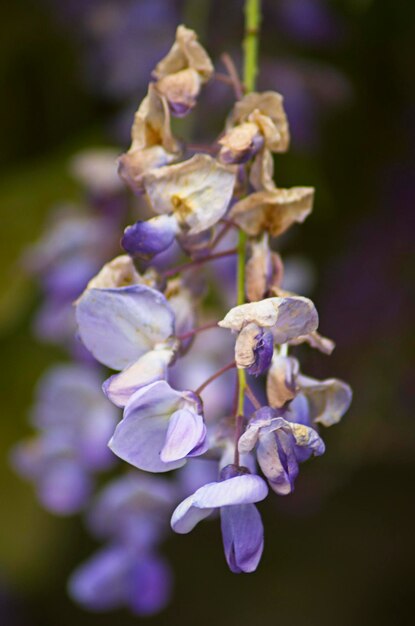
[1,0,414,625]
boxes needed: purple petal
[128,555,172,615]
[248,329,274,376]
[103,348,174,408]
[257,430,298,495]
[108,381,186,472]
[171,474,268,534]
[39,461,92,515]
[220,503,264,573]
[122,215,178,259]
[160,409,206,463]
[76,285,175,370]
[68,545,129,611]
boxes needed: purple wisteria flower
[109,380,207,472]
[266,354,352,426]
[69,472,175,615]
[238,407,325,495]
[171,465,268,573]
[76,284,177,406]
[12,365,118,514]
[219,295,319,373]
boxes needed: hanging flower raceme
[14,17,353,615]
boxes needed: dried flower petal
[219,296,319,344]
[142,154,236,235]
[230,187,314,237]
[266,354,300,408]
[297,375,352,426]
[245,234,284,302]
[230,92,290,153]
[289,330,336,355]
[249,149,275,191]
[219,122,264,165]
[83,256,142,292]
[153,25,213,83]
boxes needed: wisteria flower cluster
[13,20,352,616]
[75,24,351,574]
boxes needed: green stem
[236,0,261,418]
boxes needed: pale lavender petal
[76,285,175,370]
[160,409,206,463]
[68,545,129,611]
[39,461,92,515]
[298,375,353,426]
[257,431,298,495]
[128,555,172,616]
[103,349,174,408]
[220,503,264,573]
[109,381,185,472]
[171,475,268,534]
[122,215,178,259]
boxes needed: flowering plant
[13,0,351,615]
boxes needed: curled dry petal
[245,234,284,302]
[230,187,314,237]
[235,323,273,376]
[82,256,142,292]
[250,148,275,191]
[156,68,201,117]
[289,330,336,355]
[153,25,213,83]
[118,84,180,193]
[118,146,177,195]
[297,375,352,426]
[130,84,179,154]
[230,91,290,153]
[218,122,264,165]
[266,354,300,408]
[142,154,236,235]
[218,296,319,345]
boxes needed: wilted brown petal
[230,187,314,237]
[76,256,159,303]
[234,322,262,369]
[142,154,236,235]
[266,354,299,408]
[218,122,263,164]
[153,25,214,82]
[231,91,290,153]
[157,68,201,116]
[245,234,284,302]
[218,296,318,344]
[289,331,336,355]
[118,146,177,195]
[249,149,275,191]
[298,375,353,426]
[130,84,179,154]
